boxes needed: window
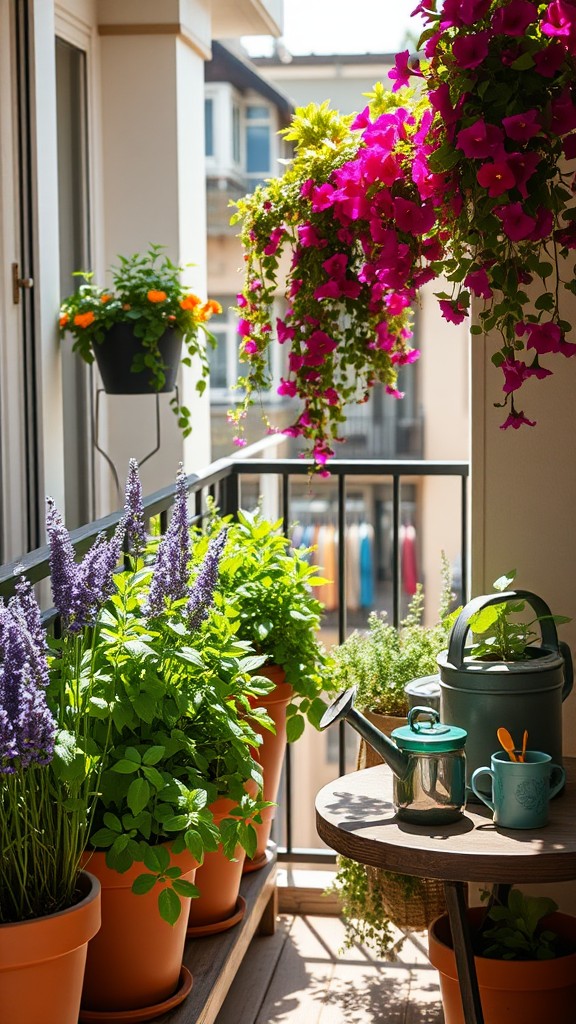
[207,297,243,397]
[245,103,272,189]
[204,97,214,157]
[232,103,241,165]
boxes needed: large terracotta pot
[80,846,196,1018]
[244,664,293,871]
[188,796,247,936]
[428,907,576,1024]
[0,870,101,1024]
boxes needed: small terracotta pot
[428,907,576,1024]
[0,870,101,1024]
[244,665,293,869]
[80,845,197,1015]
[188,796,247,933]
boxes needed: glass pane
[232,106,241,164]
[205,98,214,156]
[246,125,270,173]
[207,330,229,390]
[246,105,269,120]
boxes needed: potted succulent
[194,504,333,867]
[59,244,221,436]
[44,462,273,1020]
[437,570,572,792]
[328,563,457,957]
[0,576,102,1024]
[428,887,576,1024]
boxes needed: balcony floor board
[215,914,444,1024]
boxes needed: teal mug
[470,750,566,829]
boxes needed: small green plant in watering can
[468,571,570,662]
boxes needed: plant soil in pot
[80,846,197,1019]
[0,870,101,1024]
[428,905,576,1024]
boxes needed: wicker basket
[356,709,447,931]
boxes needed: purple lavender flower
[186,530,227,631]
[146,467,191,618]
[46,497,125,632]
[71,518,125,632]
[8,577,49,691]
[0,601,55,773]
[124,459,147,556]
[46,497,77,625]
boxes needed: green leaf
[468,606,499,633]
[493,571,515,592]
[142,745,166,766]
[127,777,151,816]
[143,844,170,874]
[131,873,157,895]
[111,758,140,775]
[172,879,200,898]
[286,713,305,742]
[158,887,181,925]
[162,814,190,832]
[184,830,205,863]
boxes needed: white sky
[243,0,425,57]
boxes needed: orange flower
[179,293,202,311]
[100,293,112,303]
[59,313,69,328]
[167,314,177,321]
[74,311,95,329]
[204,299,222,315]
[123,303,131,311]
[147,290,167,303]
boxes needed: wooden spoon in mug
[520,729,528,763]
[497,727,518,762]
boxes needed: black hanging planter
[92,323,182,395]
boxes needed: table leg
[443,880,485,1024]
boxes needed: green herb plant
[468,570,570,662]
[478,888,560,961]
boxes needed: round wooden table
[315,757,576,1024]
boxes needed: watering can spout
[319,687,411,781]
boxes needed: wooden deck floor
[214,912,445,1024]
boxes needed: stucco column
[96,0,212,508]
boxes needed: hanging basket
[357,708,446,931]
[92,323,182,395]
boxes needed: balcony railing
[0,447,469,864]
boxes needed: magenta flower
[464,267,493,299]
[277,378,298,397]
[502,109,541,142]
[527,207,554,241]
[477,161,516,197]
[298,224,327,248]
[276,319,296,344]
[243,340,258,355]
[491,0,538,35]
[393,196,436,234]
[500,408,537,429]
[456,119,504,159]
[505,151,540,198]
[388,50,414,91]
[550,87,576,135]
[263,227,284,256]
[496,203,537,241]
[452,31,490,68]
[540,0,576,39]
[501,356,530,393]
[526,321,563,354]
[534,41,566,75]
[309,183,335,212]
[439,298,468,324]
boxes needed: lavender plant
[0,576,99,923]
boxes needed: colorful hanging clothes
[400,523,418,595]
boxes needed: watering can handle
[447,589,561,669]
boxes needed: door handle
[12,262,34,304]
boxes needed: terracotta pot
[428,907,576,1024]
[0,870,101,1024]
[188,796,247,935]
[244,664,293,869]
[80,845,197,1015]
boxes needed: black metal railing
[0,448,469,864]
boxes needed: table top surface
[315,757,576,884]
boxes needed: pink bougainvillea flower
[501,356,531,393]
[526,357,553,380]
[492,0,538,35]
[477,161,516,197]
[495,203,537,241]
[439,298,468,324]
[452,31,490,68]
[393,196,436,234]
[540,0,576,39]
[309,183,335,211]
[238,318,252,337]
[242,339,258,356]
[298,224,327,248]
[534,41,566,75]
[349,106,372,132]
[277,378,298,398]
[558,337,576,356]
[502,109,541,142]
[456,119,504,159]
[525,320,563,353]
[276,319,296,344]
[555,222,576,247]
[389,49,414,91]
[464,267,493,299]
[527,206,554,241]
[324,388,339,406]
[263,227,285,256]
[500,409,537,429]
[550,87,576,135]
[386,292,411,315]
[505,151,541,198]
[236,293,248,309]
